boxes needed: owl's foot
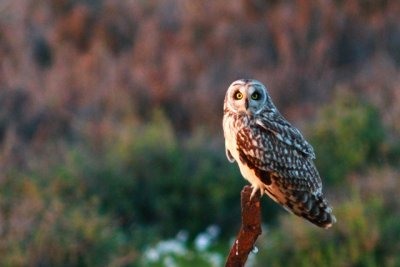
[250,184,265,200]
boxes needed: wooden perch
[225,185,262,267]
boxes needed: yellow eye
[234,92,243,100]
[251,92,260,100]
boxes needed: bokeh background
[1,0,400,266]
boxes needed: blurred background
[0,0,399,266]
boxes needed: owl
[223,79,336,228]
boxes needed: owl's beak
[244,98,249,110]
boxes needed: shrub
[310,90,385,184]
[78,110,252,242]
[0,172,133,267]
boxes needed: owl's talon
[250,185,260,199]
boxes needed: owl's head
[224,79,275,115]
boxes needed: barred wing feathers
[236,122,336,228]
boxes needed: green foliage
[71,110,247,243]
[0,173,132,267]
[311,90,385,184]
[0,109,282,266]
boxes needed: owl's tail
[280,190,337,228]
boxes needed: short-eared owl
[223,79,336,228]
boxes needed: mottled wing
[236,124,335,228]
[255,112,316,159]
[236,126,321,192]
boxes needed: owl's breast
[223,115,238,160]
[223,113,252,162]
